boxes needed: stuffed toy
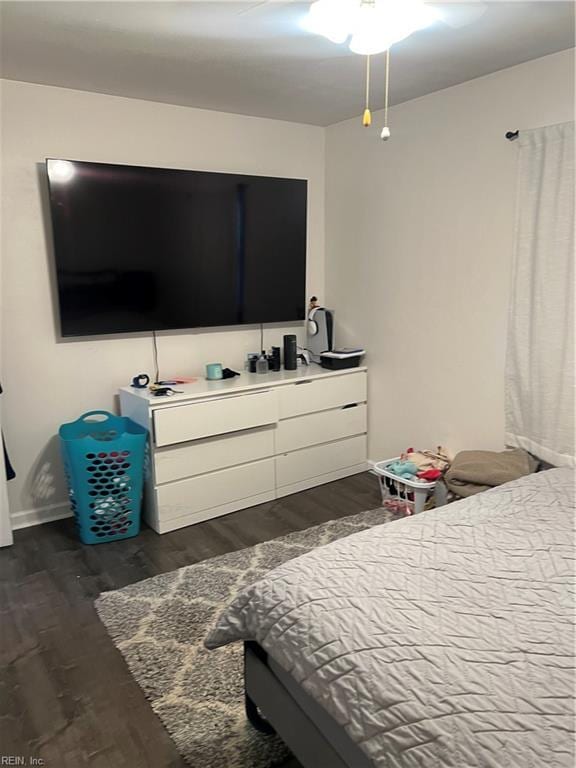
[385,460,418,479]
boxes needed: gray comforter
[206,468,575,767]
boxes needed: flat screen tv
[46,159,308,336]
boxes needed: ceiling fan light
[348,3,381,54]
[348,3,399,54]
[381,0,439,32]
[348,0,436,54]
[303,0,354,44]
[349,31,392,55]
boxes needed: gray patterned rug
[95,507,394,768]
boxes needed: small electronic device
[149,385,183,396]
[320,348,365,370]
[306,306,334,363]
[297,347,310,366]
[283,334,298,370]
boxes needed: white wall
[325,49,575,462]
[0,80,325,525]
[2,49,574,525]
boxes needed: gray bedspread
[206,468,575,767]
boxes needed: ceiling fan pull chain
[362,54,372,126]
[381,48,391,140]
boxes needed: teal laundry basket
[59,411,147,544]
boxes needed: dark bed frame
[244,641,372,768]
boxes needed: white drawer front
[276,404,367,454]
[156,458,275,521]
[276,435,367,488]
[155,426,274,484]
[153,390,278,447]
[278,372,366,419]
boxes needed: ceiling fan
[242,0,488,138]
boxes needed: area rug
[95,507,394,768]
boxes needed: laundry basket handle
[79,410,115,423]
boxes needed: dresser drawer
[275,404,367,454]
[278,372,366,419]
[153,389,278,447]
[156,458,275,521]
[154,426,275,484]
[276,434,367,488]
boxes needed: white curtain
[0,78,14,545]
[505,121,575,467]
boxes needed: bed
[206,468,575,768]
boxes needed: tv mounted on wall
[46,159,308,337]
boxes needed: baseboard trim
[11,502,72,530]
[11,463,378,531]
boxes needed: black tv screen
[46,159,308,336]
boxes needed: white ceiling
[0,1,573,126]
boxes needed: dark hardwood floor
[0,472,381,768]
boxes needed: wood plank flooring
[0,472,381,768]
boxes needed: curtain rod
[506,130,519,141]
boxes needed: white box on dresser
[119,364,368,534]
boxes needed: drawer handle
[295,380,313,386]
[160,389,272,407]
[342,403,359,409]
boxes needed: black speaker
[283,334,297,370]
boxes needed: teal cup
[206,363,223,380]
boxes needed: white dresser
[119,365,368,533]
